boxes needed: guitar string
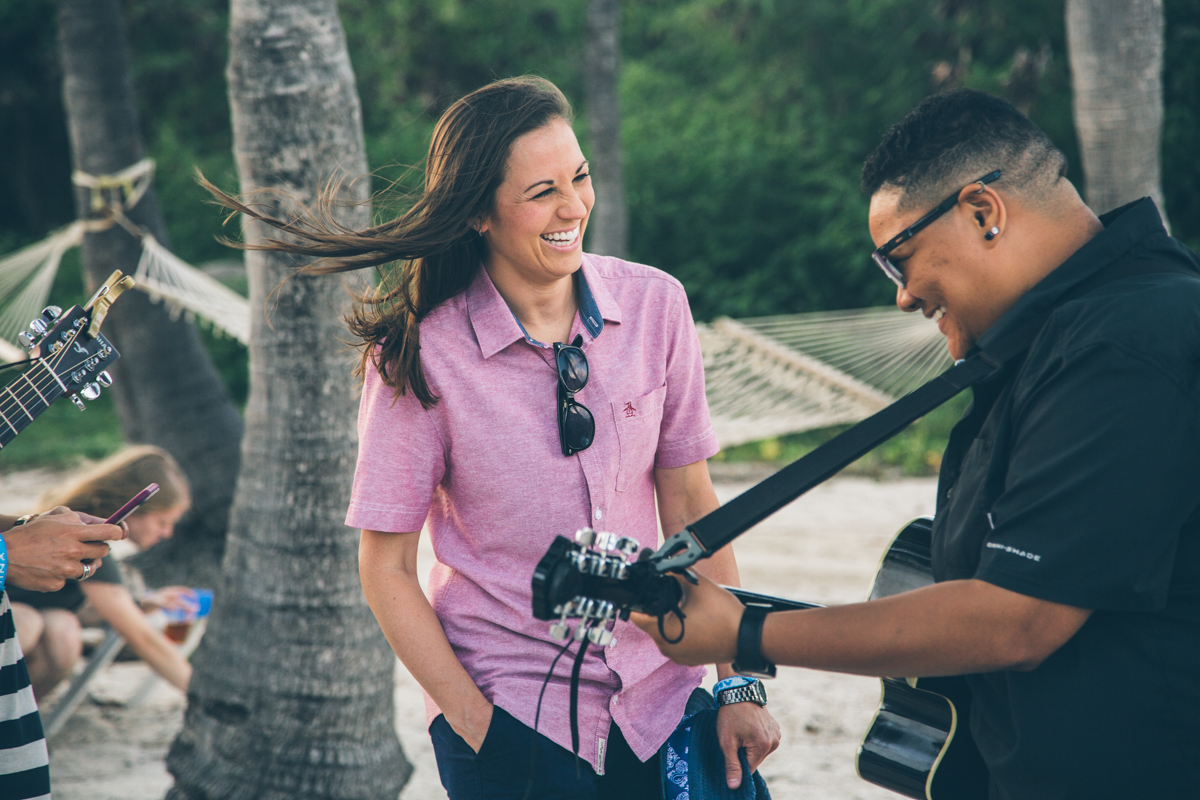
[0,323,99,438]
[1,327,83,418]
[0,362,69,438]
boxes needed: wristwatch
[11,514,38,528]
[731,604,776,679]
[713,675,768,707]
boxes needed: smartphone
[105,483,160,525]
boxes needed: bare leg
[20,608,83,699]
[11,602,45,656]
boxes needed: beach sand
[2,468,937,799]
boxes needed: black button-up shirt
[933,198,1200,799]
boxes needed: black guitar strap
[653,257,1200,569]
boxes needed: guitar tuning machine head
[17,331,36,349]
[28,319,48,337]
[41,306,62,323]
[70,395,87,411]
[616,537,639,559]
[96,371,113,388]
[574,527,596,547]
[80,382,102,401]
[587,627,613,646]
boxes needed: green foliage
[713,392,971,476]
[0,0,1197,471]
[0,386,124,472]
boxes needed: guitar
[855,517,988,799]
[0,270,135,448]
[530,518,989,799]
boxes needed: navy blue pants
[430,706,661,800]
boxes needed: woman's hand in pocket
[450,695,495,754]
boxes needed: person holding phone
[8,446,195,698]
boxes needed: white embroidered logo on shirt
[986,541,1042,562]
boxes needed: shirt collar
[466,256,623,359]
[974,197,1167,352]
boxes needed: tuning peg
[549,622,570,641]
[17,331,36,349]
[96,371,113,387]
[71,395,86,411]
[41,306,62,322]
[587,627,613,647]
[80,383,102,401]
[29,319,48,337]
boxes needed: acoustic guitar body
[855,517,989,799]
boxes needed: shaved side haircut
[861,89,1068,213]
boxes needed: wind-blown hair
[39,445,191,519]
[201,76,574,408]
[861,89,1067,212]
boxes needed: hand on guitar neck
[1,507,128,592]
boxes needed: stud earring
[984,226,1000,241]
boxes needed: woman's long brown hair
[201,76,574,407]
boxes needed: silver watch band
[715,680,768,707]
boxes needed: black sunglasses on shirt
[554,335,594,456]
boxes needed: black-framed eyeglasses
[554,335,594,456]
[871,170,1002,288]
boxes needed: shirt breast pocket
[612,385,667,492]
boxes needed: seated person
[8,446,195,698]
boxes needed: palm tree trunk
[584,0,628,257]
[1066,0,1168,223]
[165,1,410,797]
[57,0,243,588]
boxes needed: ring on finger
[80,561,94,581]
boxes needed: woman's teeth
[933,307,945,322]
[541,228,579,246]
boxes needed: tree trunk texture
[1066,0,1168,222]
[584,0,628,258]
[57,0,244,588]
[165,1,410,798]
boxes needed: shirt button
[595,508,603,520]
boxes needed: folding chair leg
[42,627,125,740]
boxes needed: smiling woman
[200,76,779,798]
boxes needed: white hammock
[698,310,950,447]
[134,235,250,345]
[0,226,950,446]
[0,222,86,361]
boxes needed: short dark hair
[861,89,1067,211]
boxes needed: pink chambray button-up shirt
[346,254,717,772]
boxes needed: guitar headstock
[13,270,133,411]
[24,306,119,407]
[531,529,681,646]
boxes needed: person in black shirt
[632,89,1200,799]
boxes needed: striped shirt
[0,591,51,799]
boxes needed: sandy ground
[1,467,938,799]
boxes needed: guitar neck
[0,361,67,449]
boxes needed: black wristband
[731,605,776,679]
